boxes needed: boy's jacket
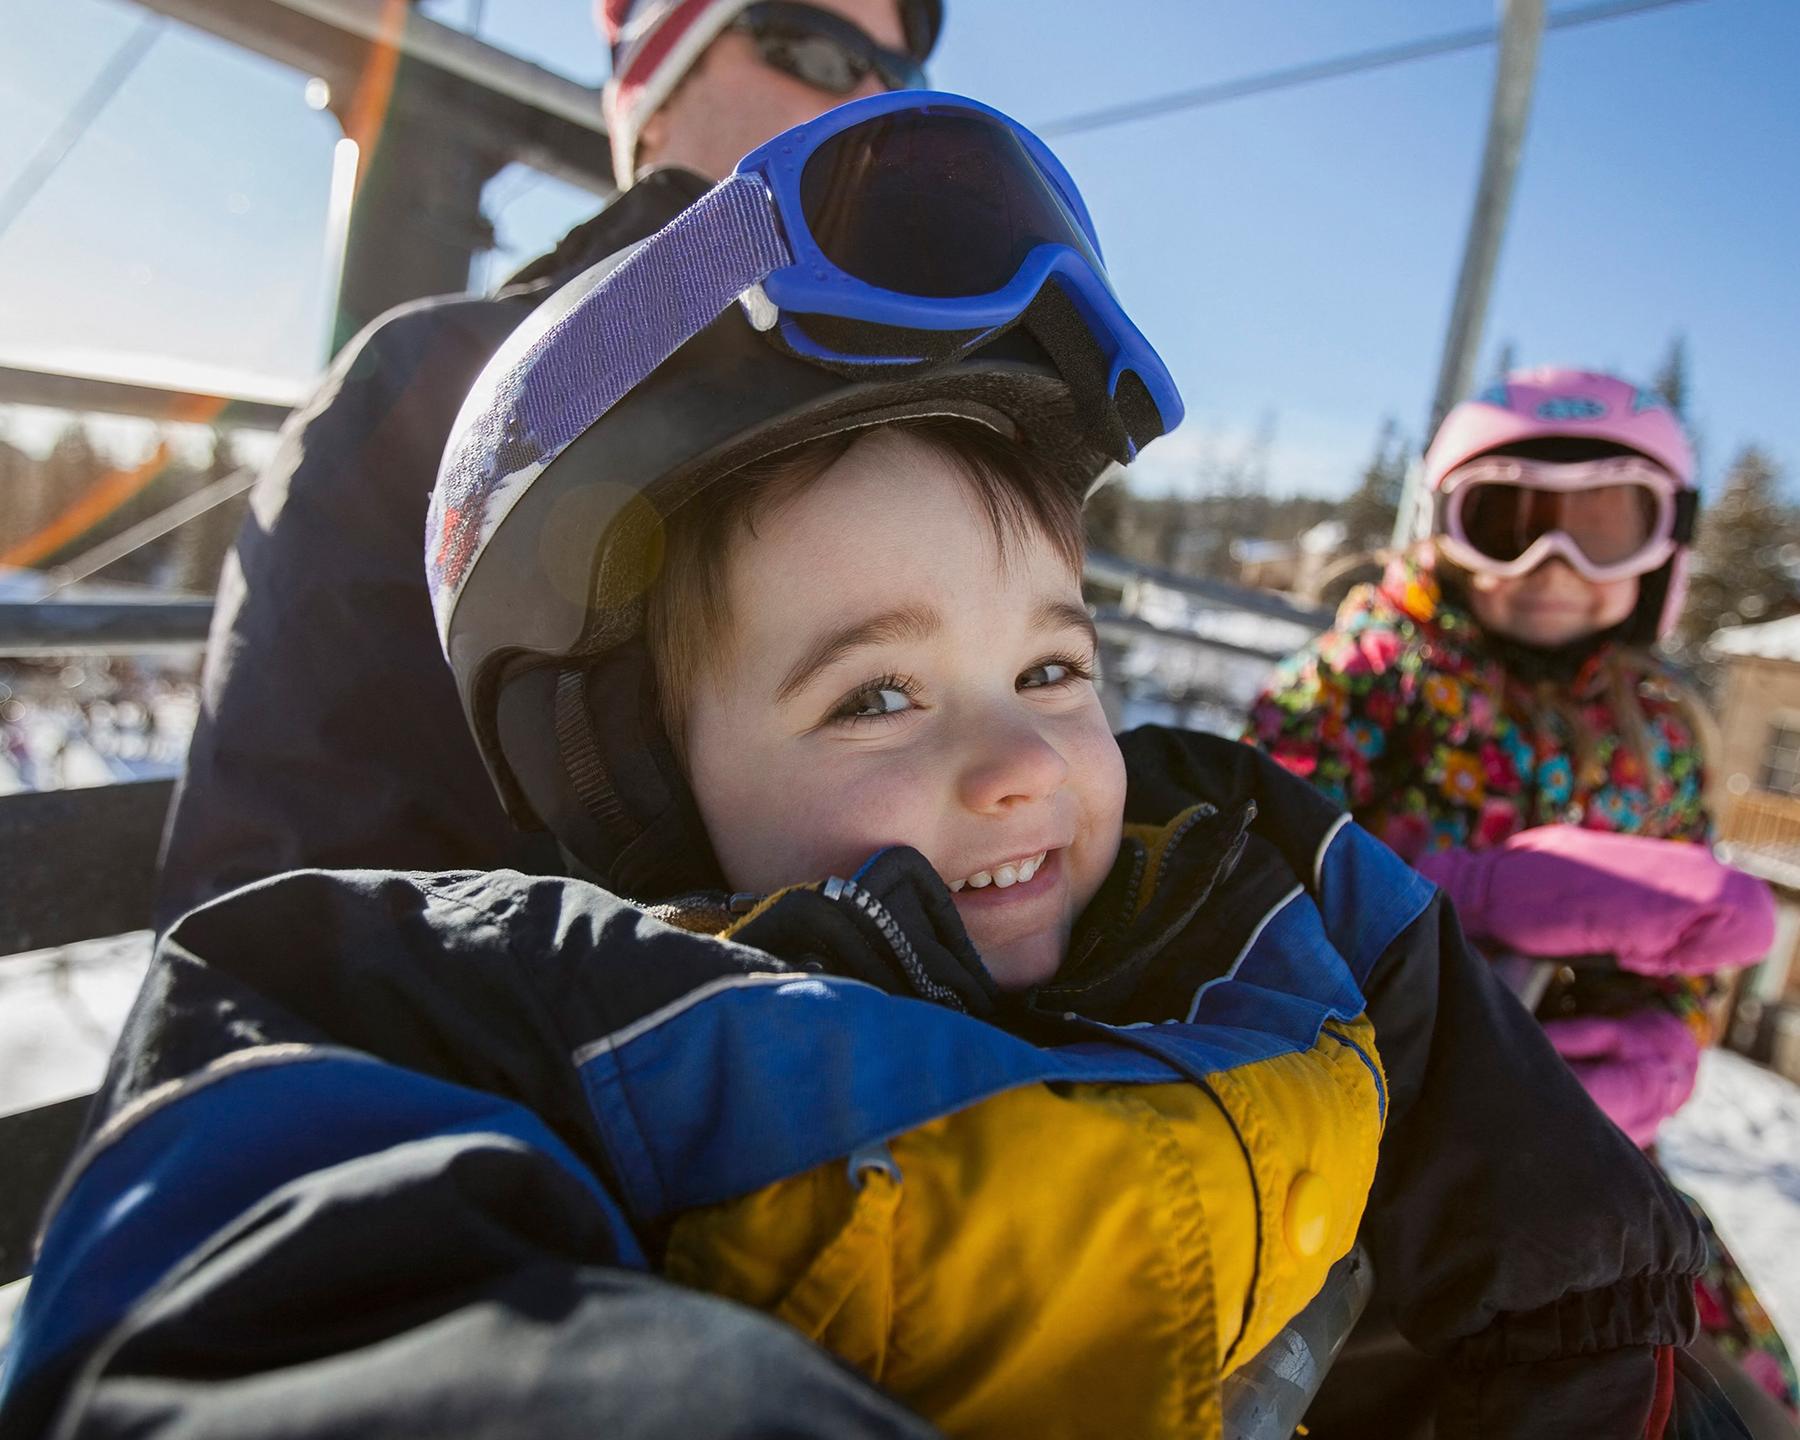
[0,731,1708,1439]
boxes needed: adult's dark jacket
[1,731,1748,1438]
[153,168,715,931]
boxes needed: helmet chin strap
[497,641,725,901]
[558,642,727,899]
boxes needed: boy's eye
[834,683,915,721]
[1019,656,1093,690]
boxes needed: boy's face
[684,429,1126,990]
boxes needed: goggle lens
[1459,481,1660,568]
[799,108,1102,298]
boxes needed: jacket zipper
[821,876,967,1013]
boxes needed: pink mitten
[1541,1010,1701,1147]
[1414,826,1775,978]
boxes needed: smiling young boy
[2,98,1737,1440]
[651,418,1118,988]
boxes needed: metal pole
[0,601,215,654]
[271,0,606,139]
[0,18,164,240]
[1393,0,1546,547]
[40,468,257,597]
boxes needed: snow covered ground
[1661,1048,1800,1353]
[0,939,152,1343]
[0,936,150,1115]
[0,658,196,794]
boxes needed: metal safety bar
[0,359,298,432]
[0,601,214,655]
[1223,1244,1375,1437]
[129,0,616,195]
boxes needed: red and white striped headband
[601,0,759,189]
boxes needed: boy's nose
[956,718,1070,814]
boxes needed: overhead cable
[1036,0,1705,140]
[0,16,165,240]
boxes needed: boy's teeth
[951,851,1049,893]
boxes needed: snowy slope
[0,938,150,1114]
[1660,1048,1800,1354]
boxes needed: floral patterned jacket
[1245,558,1712,1026]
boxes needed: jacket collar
[661,799,1258,1029]
[1034,801,1255,1022]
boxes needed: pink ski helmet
[1421,367,1698,644]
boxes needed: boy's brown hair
[645,416,1089,762]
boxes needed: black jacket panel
[154,170,712,929]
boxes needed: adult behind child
[154,0,941,927]
[6,102,1754,1438]
[1247,367,1794,1431]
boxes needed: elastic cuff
[1452,1274,1698,1371]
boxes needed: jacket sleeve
[1116,727,1717,1438]
[0,871,940,1440]
[1363,892,1709,1432]
[152,298,542,931]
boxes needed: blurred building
[1228,519,1348,597]
[1711,614,1800,1078]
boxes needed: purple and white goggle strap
[426,171,791,647]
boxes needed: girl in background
[1248,367,1795,1417]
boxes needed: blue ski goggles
[430,91,1185,662]
[732,90,1182,446]
[464,92,1182,471]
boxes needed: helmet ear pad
[493,641,724,899]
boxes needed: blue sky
[1,0,1796,498]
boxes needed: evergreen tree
[0,413,34,554]
[40,418,105,517]
[96,428,189,587]
[1651,335,1690,420]
[171,428,253,593]
[13,418,108,565]
[1678,446,1796,654]
[1204,413,1277,573]
[1340,417,1408,552]
[1489,338,1518,384]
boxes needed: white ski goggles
[1434,456,1696,584]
